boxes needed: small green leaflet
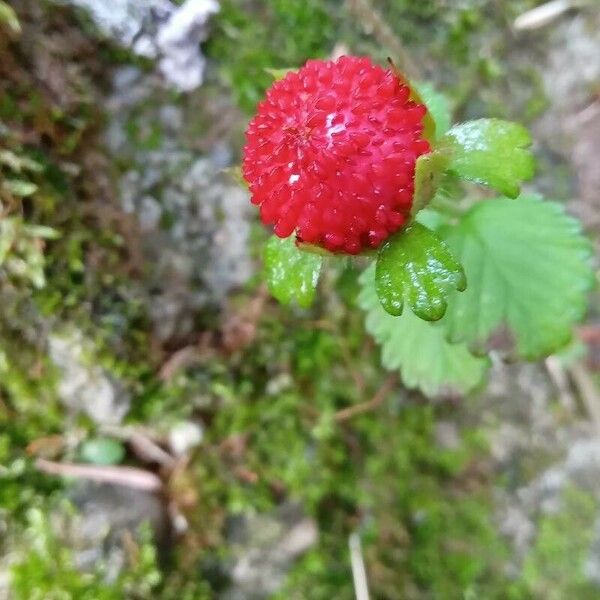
[442,119,535,198]
[0,219,18,265]
[439,197,594,359]
[4,179,38,197]
[376,223,465,321]
[359,265,489,397]
[413,82,451,139]
[412,150,450,215]
[265,67,294,81]
[0,0,20,34]
[264,235,323,308]
[0,150,43,173]
[0,218,59,288]
[79,438,125,466]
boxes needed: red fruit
[242,56,431,254]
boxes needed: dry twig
[36,459,163,492]
[568,361,600,431]
[545,356,577,412]
[514,0,574,31]
[335,374,398,422]
[349,532,370,600]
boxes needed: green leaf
[79,438,125,466]
[0,1,20,34]
[23,224,60,240]
[439,197,594,359]
[0,150,43,173]
[442,119,535,198]
[412,150,450,215]
[0,218,17,265]
[0,218,57,288]
[359,265,489,397]
[4,179,38,197]
[376,223,465,321]
[264,235,323,308]
[413,82,451,138]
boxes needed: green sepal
[295,241,335,257]
[265,67,294,81]
[412,82,452,139]
[411,149,451,216]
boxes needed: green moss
[206,0,336,112]
[521,486,598,599]
[168,301,514,598]
[10,510,162,600]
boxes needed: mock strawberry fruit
[242,56,431,254]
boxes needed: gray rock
[474,356,600,579]
[519,439,600,516]
[63,482,171,580]
[222,504,318,599]
[138,195,163,231]
[58,0,219,91]
[496,432,600,578]
[566,101,600,227]
[498,503,536,574]
[105,69,253,341]
[48,328,131,425]
[57,0,172,56]
[530,9,600,221]
[434,421,461,450]
[156,0,220,92]
[0,484,170,593]
[539,12,600,115]
[485,362,560,468]
[564,439,600,494]
[168,421,204,456]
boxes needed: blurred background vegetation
[1,0,600,598]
